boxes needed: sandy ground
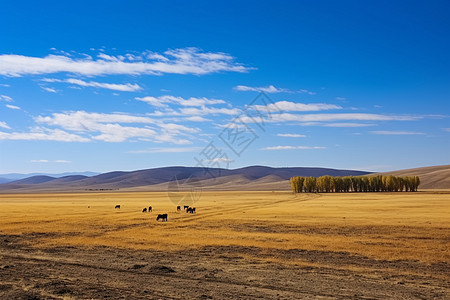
[0,191,449,299]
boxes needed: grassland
[0,191,449,299]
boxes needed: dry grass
[0,191,449,264]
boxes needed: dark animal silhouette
[192,207,196,213]
[115,205,120,209]
[183,205,189,210]
[156,213,168,222]
[142,208,147,213]
[177,206,181,211]
[148,206,152,212]
[186,207,196,214]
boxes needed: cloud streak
[277,133,306,138]
[370,130,425,135]
[235,85,315,95]
[34,111,198,144]
[43,78,142,92]
[0,127,90,142]
[136,95,225,107]
[0,48,251,77]
[263,145,326,150]
[0,121,10,129]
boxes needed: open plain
[0,190,449,299]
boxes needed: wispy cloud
[443,128,450,132]
[370,130,425,135]
[0,48,251,77]
[263,145,326,150]
[136,95,225,107]
[235,85,315,95]
[41,86,57,93]
[5,104,21,110]
[277,133,306,138]
[0,127,90,142]
[322,123,375,127]
[241,113,421,123]
[179,106,240,116]
[34,111,198,144]
[0,121,10,129]
[43,78,142,92]
[0,95,13,102]
[129,147,202,153]
[31,159,71,163]
[253,101,342,112]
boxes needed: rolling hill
[0,166,369,192]
[376,165,450,189]
[0,165,448,193]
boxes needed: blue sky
[0,0,449,174]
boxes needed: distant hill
[0,166,370,192]
[375,165,450,189]
[0,171,99,181]
[1,165,448,193]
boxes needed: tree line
[290,175,420,193]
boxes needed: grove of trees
[290,175,420,193]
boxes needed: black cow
[156,213,168,222]
[115,205,120,209]
[148,206,152,212]
[183,205,189,210]
[142,208,147,213]
[186,207,196,214]
[177,206,181,211]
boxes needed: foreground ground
[0,191,449,299]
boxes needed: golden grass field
[0,190,449,299]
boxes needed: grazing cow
[148,206,152,212]
[192,207,196,213]
[115,205,120,209]
[142,208,147,213]
[156,213,168,222]
[177,206,181,211]
[183,205,189,210]
[186,207,194,214]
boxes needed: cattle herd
[114,204,196,222]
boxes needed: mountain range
[0,165,448,193]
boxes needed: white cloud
[185,116,211,122]
[41,86,57,93]
[5,104,21,110]
[235,85,315,95]
[0,127,90,142]
[240,113,421,124]
[370,130,425,135]
[322,123,375,127]
[43,78,142,92]
[0,84,10,87]
[136,95,225,107]
[253,101,342,112]
[0,121,10,129]
[31,159,71,163]
[210,157,234,163]
[0,95,13,102]
[34,111,198,144]
[180,106,240,116]
[263,145,326,150]
[0,47,251,77]
[277,133,306,138]
[129,147,202,153]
